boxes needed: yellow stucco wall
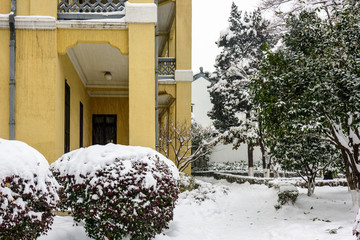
[57,29,129,56]
[0,29,10,139]
[15,29,57,162]
[14,0,57,17]
[1,0,192,174]
[176,0,192,70]
[56,54,91,162]
[128,23,155,148]
[91,97,129,145]
[169,20,176,58]
[0,3,10,14]
[175,0,193,174]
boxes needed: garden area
[0,138,359,240]
[1,0,360,239]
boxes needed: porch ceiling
[67,43,129,88]
[158,92,175,118]
[158,1,175,56]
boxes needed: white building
[192,68,261,164]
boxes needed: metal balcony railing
[158,57,176,80]
[57,0,127,20]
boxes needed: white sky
[192,0,261,73]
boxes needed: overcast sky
[192,0,261,73]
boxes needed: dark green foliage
[276,189,299,208]
[270,135,342,195]
[252,0,360,190]
[274,183,299,209]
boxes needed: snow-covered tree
[253,0,360,203]
[270,136,341,196]
[259,0,339,33]
[208,3,274,175]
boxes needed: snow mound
[0,138,60,210]
[179,176,230,204]
[51,143,179,184]
[353,209,360,239]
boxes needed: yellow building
[0,0,192,173]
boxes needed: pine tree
[208,3,274,174]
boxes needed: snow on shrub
[274,183,299,210]
[353,209,360,239]
[179,173,229,204]
[51,144,179,240]
[0,139,60,239]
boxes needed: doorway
[92,114,117,145]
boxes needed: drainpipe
[9,0,16,140]
[155,0,159,150]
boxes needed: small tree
[191,121,217,169]
[270,135,341,196]
[159,121,215,172]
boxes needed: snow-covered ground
[39,177,357,240]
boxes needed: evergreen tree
[208,3,274,174]
[253,0,360,201]
[270,135,341,196]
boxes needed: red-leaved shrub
[51,144,179,240]
[0,139,60,239]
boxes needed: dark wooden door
[92,115,117,145]
[64,82,70,153]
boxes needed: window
[80,102,83,148]
[64,81,70,153]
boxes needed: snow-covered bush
[0,139,60,239]
[191,121,217,169]
[353,209,360,239]
[179,174,229,204]
[274,183,299,210]
[179,173,199,192]
[51,144,179,240]
[200,161,263,172]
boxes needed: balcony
[158,57,176,80]
[57,0,127,20]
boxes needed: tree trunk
[340,149,360,206]
[307,176,315,196]
[248,143,254,177]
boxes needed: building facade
[0,0,192,173]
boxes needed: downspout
[9,0,16,140]
[155,0,159,150]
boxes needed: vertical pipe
[155,0,159,150]
[9,0,16,140]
